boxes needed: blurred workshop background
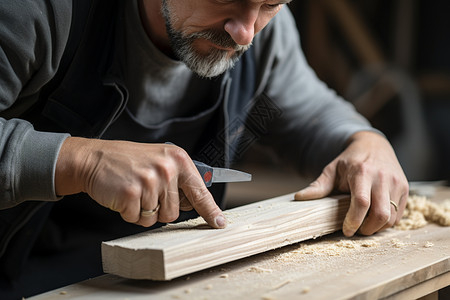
[225,0,450,208]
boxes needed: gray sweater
[0,1,375,209]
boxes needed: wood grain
[101,193,350,280]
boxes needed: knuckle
[352,161,378,179]
[156,161,177,184]
[141,169,159,187]
[353,195,370,210]
[371,207,390,225]
[168,145,190,166]
[355,161,370,174]
[118,184,141,201]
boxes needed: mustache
[187,29,252,52]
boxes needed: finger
[377,179,408,231]
[395,192,408,223]
[379,200,398,231]
[110,189,142,224]
[393,182,409,224]
[294,167,336,201]
[137,185,160,227]
[179,189,194,211]
[358,181,390,235]
[380,187,408,230]
[179,168,226,229]
[157,178,181,223]
[342,175,371,237]
[118,198,141,224]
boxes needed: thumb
[294,171,335,200]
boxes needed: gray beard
[161,1,251,78]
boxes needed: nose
[223,8,258,46]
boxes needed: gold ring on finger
[390,201,398,212]
[141,203,160,217]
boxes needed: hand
[294,131,409,237]
[55,137,226,228]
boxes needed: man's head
[161,1,251,78]
[142,0,290,78]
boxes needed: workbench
[30,187,450,300]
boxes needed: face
[160,0,290,78]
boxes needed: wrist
[55,136,96,196]
[347,130,386,144]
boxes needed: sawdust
[390,238,407,248]
[277,239,380,258]
[263,195,448,264]
[164,216,208,229]
[396,195,450,230]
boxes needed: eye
[264,3,283,11]
[265,0,291,10]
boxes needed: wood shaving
[396,195,450,230]
[301,286,311,294]
[247,266,273,273]
[272,280,292,290]
[424,241,434,248]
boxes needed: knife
[193,160,252,187]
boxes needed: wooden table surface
[31,187,450,300]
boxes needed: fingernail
[343,222,357,237]
[294,191,303,200]
[215,215,227,228]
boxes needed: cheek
[254,16,273,35]
[252,6,281,35]
[169,2,224,32]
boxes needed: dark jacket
[0,0,268,290]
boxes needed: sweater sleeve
[253,6,382,177]
[0,0,72,209]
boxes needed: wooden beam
[101,193,350,280]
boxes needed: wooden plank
[35,218,450,300]
[101,193,350,280]
[32,187,450,300]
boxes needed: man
[0,0,408,297]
